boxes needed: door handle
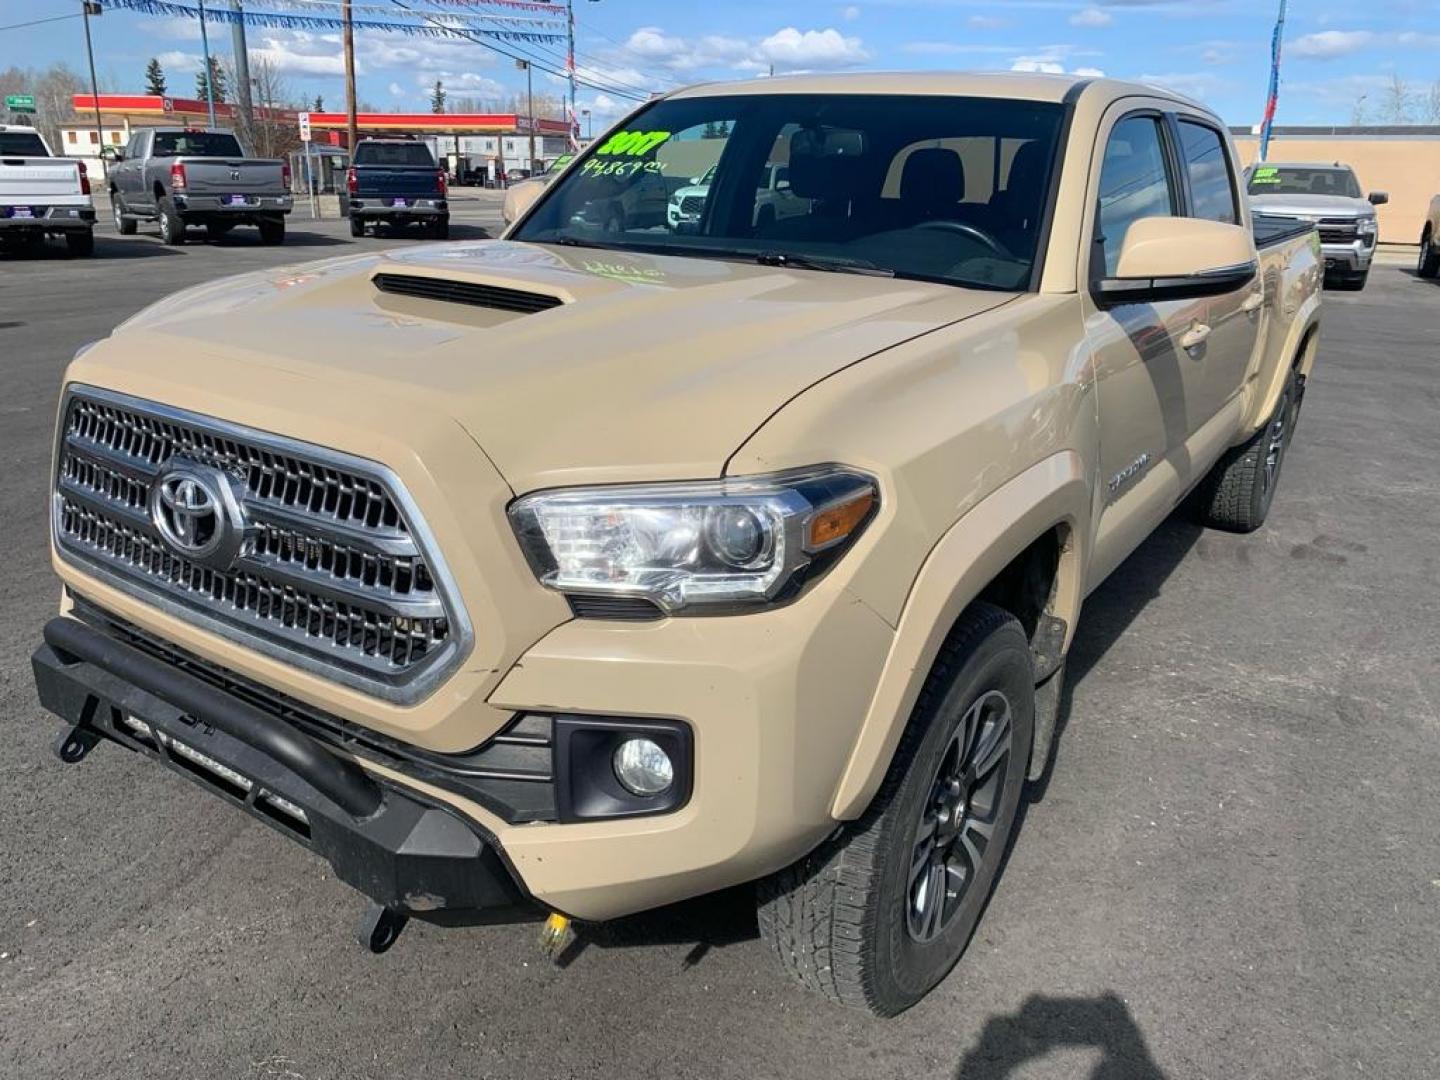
[1180,323,1211,350]
[1241,290,1265,313]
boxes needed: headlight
[1357,217,1378,235]
[508,466,878,613]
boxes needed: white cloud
[249,34,346,77]
[841,4,861,20]
[153,18,201,42]
[1011,58,1066,74]
[388,82,405,97]
[1007,45,1104,75]
[1138,71,1222,100]
[967,15,1007,29]
[422,71,506,98]
[156,50,203,75]
[757,27,869,70]
[1070,8,1112,27]
[1290,30,1374,60]
[1074,66,1107,77]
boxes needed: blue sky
[4,0,1439,127]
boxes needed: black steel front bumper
[32,617,534,925]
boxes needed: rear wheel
[257,218,285,245]
[1418,229,1439,278]
[65,230,95,257]
[349,214,365,238]
[112,194,136,235]
[157,198,185,245]
[758,603,1034,1016]
[1196,366,1300,532]
[432,215,450,240]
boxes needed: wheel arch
[829,451,1090,819]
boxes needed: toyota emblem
[149,462,247,567]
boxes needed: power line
[0,12,84,31]
[387,0,651,101]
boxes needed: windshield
[513,94,1065,291]
[151,131,244,157]
[1248,165,1362,198]
[0,132,48,156]
[354,141,435,166]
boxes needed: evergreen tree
[702,120,720,139]
[312,94,324,112]
[194,57,228,104]
[429,79,446,114]
[144,57,166,96]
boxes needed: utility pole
[197,0,217,127]
[229,0,254,149]
[515,60,535,172]
[343,0,357,155]
[80,0,107,180]
[565,0,577,150]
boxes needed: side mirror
[1368,191,1388,205]
[100,146,122,162]
[501,178,546,226]
[1096,217,1256,306]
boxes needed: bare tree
[1,64,86,151]
[247,54,301,158]
[1381,73,1413,124]
[1427,81,1440,124]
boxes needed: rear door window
[1177,121,1238,224]
[0,131,48,156]
[354,143,436,166]
[1095,116,1178,276]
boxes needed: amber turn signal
[807,492,875,551]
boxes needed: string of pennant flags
[99,0,568,41]
[258,0,561,26]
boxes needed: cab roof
[666,71,1212,115]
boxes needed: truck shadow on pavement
[558,885,760,969]
[953,992,1167,1079]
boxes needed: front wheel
[112,194,136,236]
[758,603,1034,1016]
[1418,229,1439,278]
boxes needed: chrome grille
[52,387,471,702]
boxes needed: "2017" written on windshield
[580,130,674,178]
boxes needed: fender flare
[1243,291,1321,438]
[829,451,1091,819]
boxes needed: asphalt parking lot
[1,216,1437,1079]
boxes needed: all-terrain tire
[1195,366,1300,532]
[432,215,450,240]
[157,197,185,245]
[1418,228,1439,279]
[349,214,365,238]
[757,603,1034,1016]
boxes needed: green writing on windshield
[1251,166,1280,184]
[594,130,672,157]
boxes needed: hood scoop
[372,272,564,315]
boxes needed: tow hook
[356,901,409,954]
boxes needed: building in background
[1231,125,1440,244]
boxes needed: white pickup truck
[0,124,96,256]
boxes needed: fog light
[612,737,674,796]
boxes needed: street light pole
[80,1,107,180]
[516,59,535,172]
[197,0,217,127]
[343,0,357,155]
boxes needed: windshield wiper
[754,251,895,277]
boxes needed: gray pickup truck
[1244,161,1385,289]
[108,128,292,245]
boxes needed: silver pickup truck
[1243,161,1385,290]
[107,128,291,245]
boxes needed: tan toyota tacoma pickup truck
[32,74,1321,1015]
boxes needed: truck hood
[1248,193,1374,219]
[107,239,1014,491]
